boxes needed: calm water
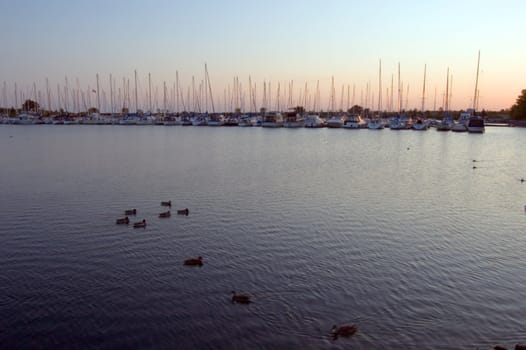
[1,125,526,349]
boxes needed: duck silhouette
[231,291,251,304]
[331,324,357,339]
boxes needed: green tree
[293,106,305,113]
[348,105,363,114]
[511,89,526,120]
[22,99,39,112]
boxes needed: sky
[1,0,525,112]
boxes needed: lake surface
[1,125,526,349]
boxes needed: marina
[1,125,526,349]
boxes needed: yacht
[436,114,453,131]
[467,116,485,133]
[192,115,208,126]
[175,114,192,126]
[304,114,325,128]
[223,115,239,126]
[163,115,178,126]
[412,116,428,130]
[451,112,470,132]
[343,114,366,129]
[207,114,224,126]
[261,113,283,128]
[367,114,384,129]
[283,112,305,128]
[389,115,403,130]
[238,114,254,127]
[326,114,344,128]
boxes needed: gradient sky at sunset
[1,0,525,112]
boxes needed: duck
[183,256,203,266]
[177,208,189,216]
[159,211,171,218]
[331,324,358,339]
[161,200,172,207]
[125,209,137,215]
[133,219,146,228]
[231,291,251,304]
[116,216,129,225]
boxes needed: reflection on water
[1,125,526,349]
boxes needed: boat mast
[176,71,179,114]
[445,67,450,113]
[32,82,37,113]
[421,64,426,113]
[352,84,355,113]
[397,63,401,114]
[14,82,18,112]
[134,70,138,114]
[163,81,167,117]
[46,78,51,113]
[472,50,480,111]
[378,59,382,114]
[148,72,152,114]
[449,74,453,112]
[96,73,101,114]
[205,63,215,113]
[330,76,334,112]
[76,78,81,114]
[3,81,7,112]
[109,74,113,115]
[65,77,69,113]
[56,84,60,113]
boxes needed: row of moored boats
[0,111,485,132]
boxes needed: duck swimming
[133,219,146,228]
[184,256,203,266]
[161,200,172,207]
[116,217,129,225]
[231,291,251,304]
[331,324,357,339]
[177,208,189,216]
[159,211,171,218]
[124,209,137,215]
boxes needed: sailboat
[413,65,428,130]
[120,70,141,125]
[368,59,384,129]
[436,68,453,131]
[390,63,413,129]
[467,51,485,133]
